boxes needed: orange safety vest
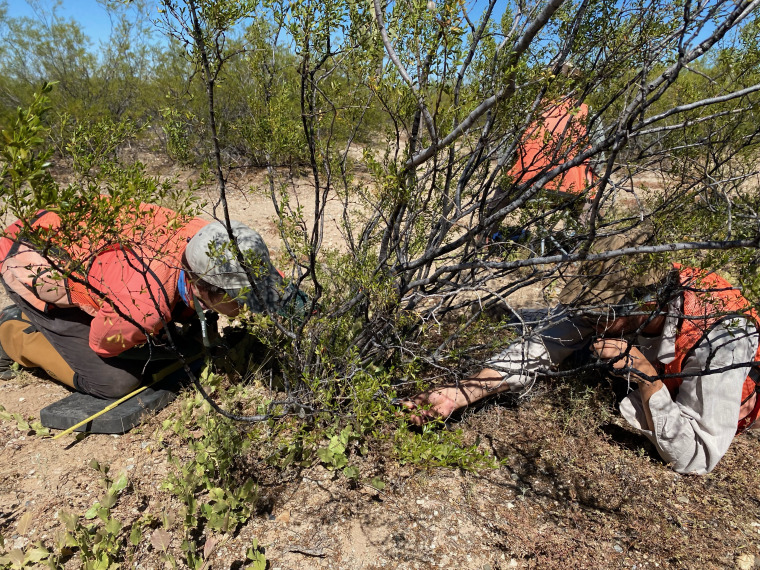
[508,100,596,197]
[662,264,760,433]
[0,202,208,316]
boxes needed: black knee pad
[73,369,142,399]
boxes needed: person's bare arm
[404,310,592,425]
[403,368,509,425]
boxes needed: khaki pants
[0,318,75,387]
[0,288,144,398]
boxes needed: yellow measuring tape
[52,355,202,440]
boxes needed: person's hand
[591,338,630,361]
[591,339,658,383]
[593,339,663,432]
[401,387,464,426]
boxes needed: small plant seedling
[243,538,266,570]
[0,406,50,437]
[316,425,357,472]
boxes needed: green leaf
[111,473,128,493]
[207,512,227,532]
[29,421,50,436]
[327,437,345,455]
[129,524,142,547]
[85,503,101,520]
[105,518,122,535]
[100,493,118,510]
[333,453,348,469]
[343,465,359,480]
[370,477,386,491]
[315,448,333,464]
[26,546,50,563]
[59,511,79,531]
[239,479,256,501]
[245,538,267,570]
[339,425,353,445]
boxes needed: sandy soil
[1,158,760,569]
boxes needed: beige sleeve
[1,245,73,308]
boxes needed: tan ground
[1,158,760,569]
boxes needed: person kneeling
[0,203,284,399]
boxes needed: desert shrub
[3,0,760,473]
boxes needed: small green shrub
[0,405,50,437]
[57,460,131,570]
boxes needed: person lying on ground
[405,228,760,474]
[0,200,287,399]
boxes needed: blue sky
[4,0,508,44]
[3,0,144,44]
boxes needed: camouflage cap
[185,221,283,313]
[557,225,670,313]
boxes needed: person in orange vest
[485,95,603,245]
[0,201,286,398]
[508,99,597,199]
[405,229,760,474]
